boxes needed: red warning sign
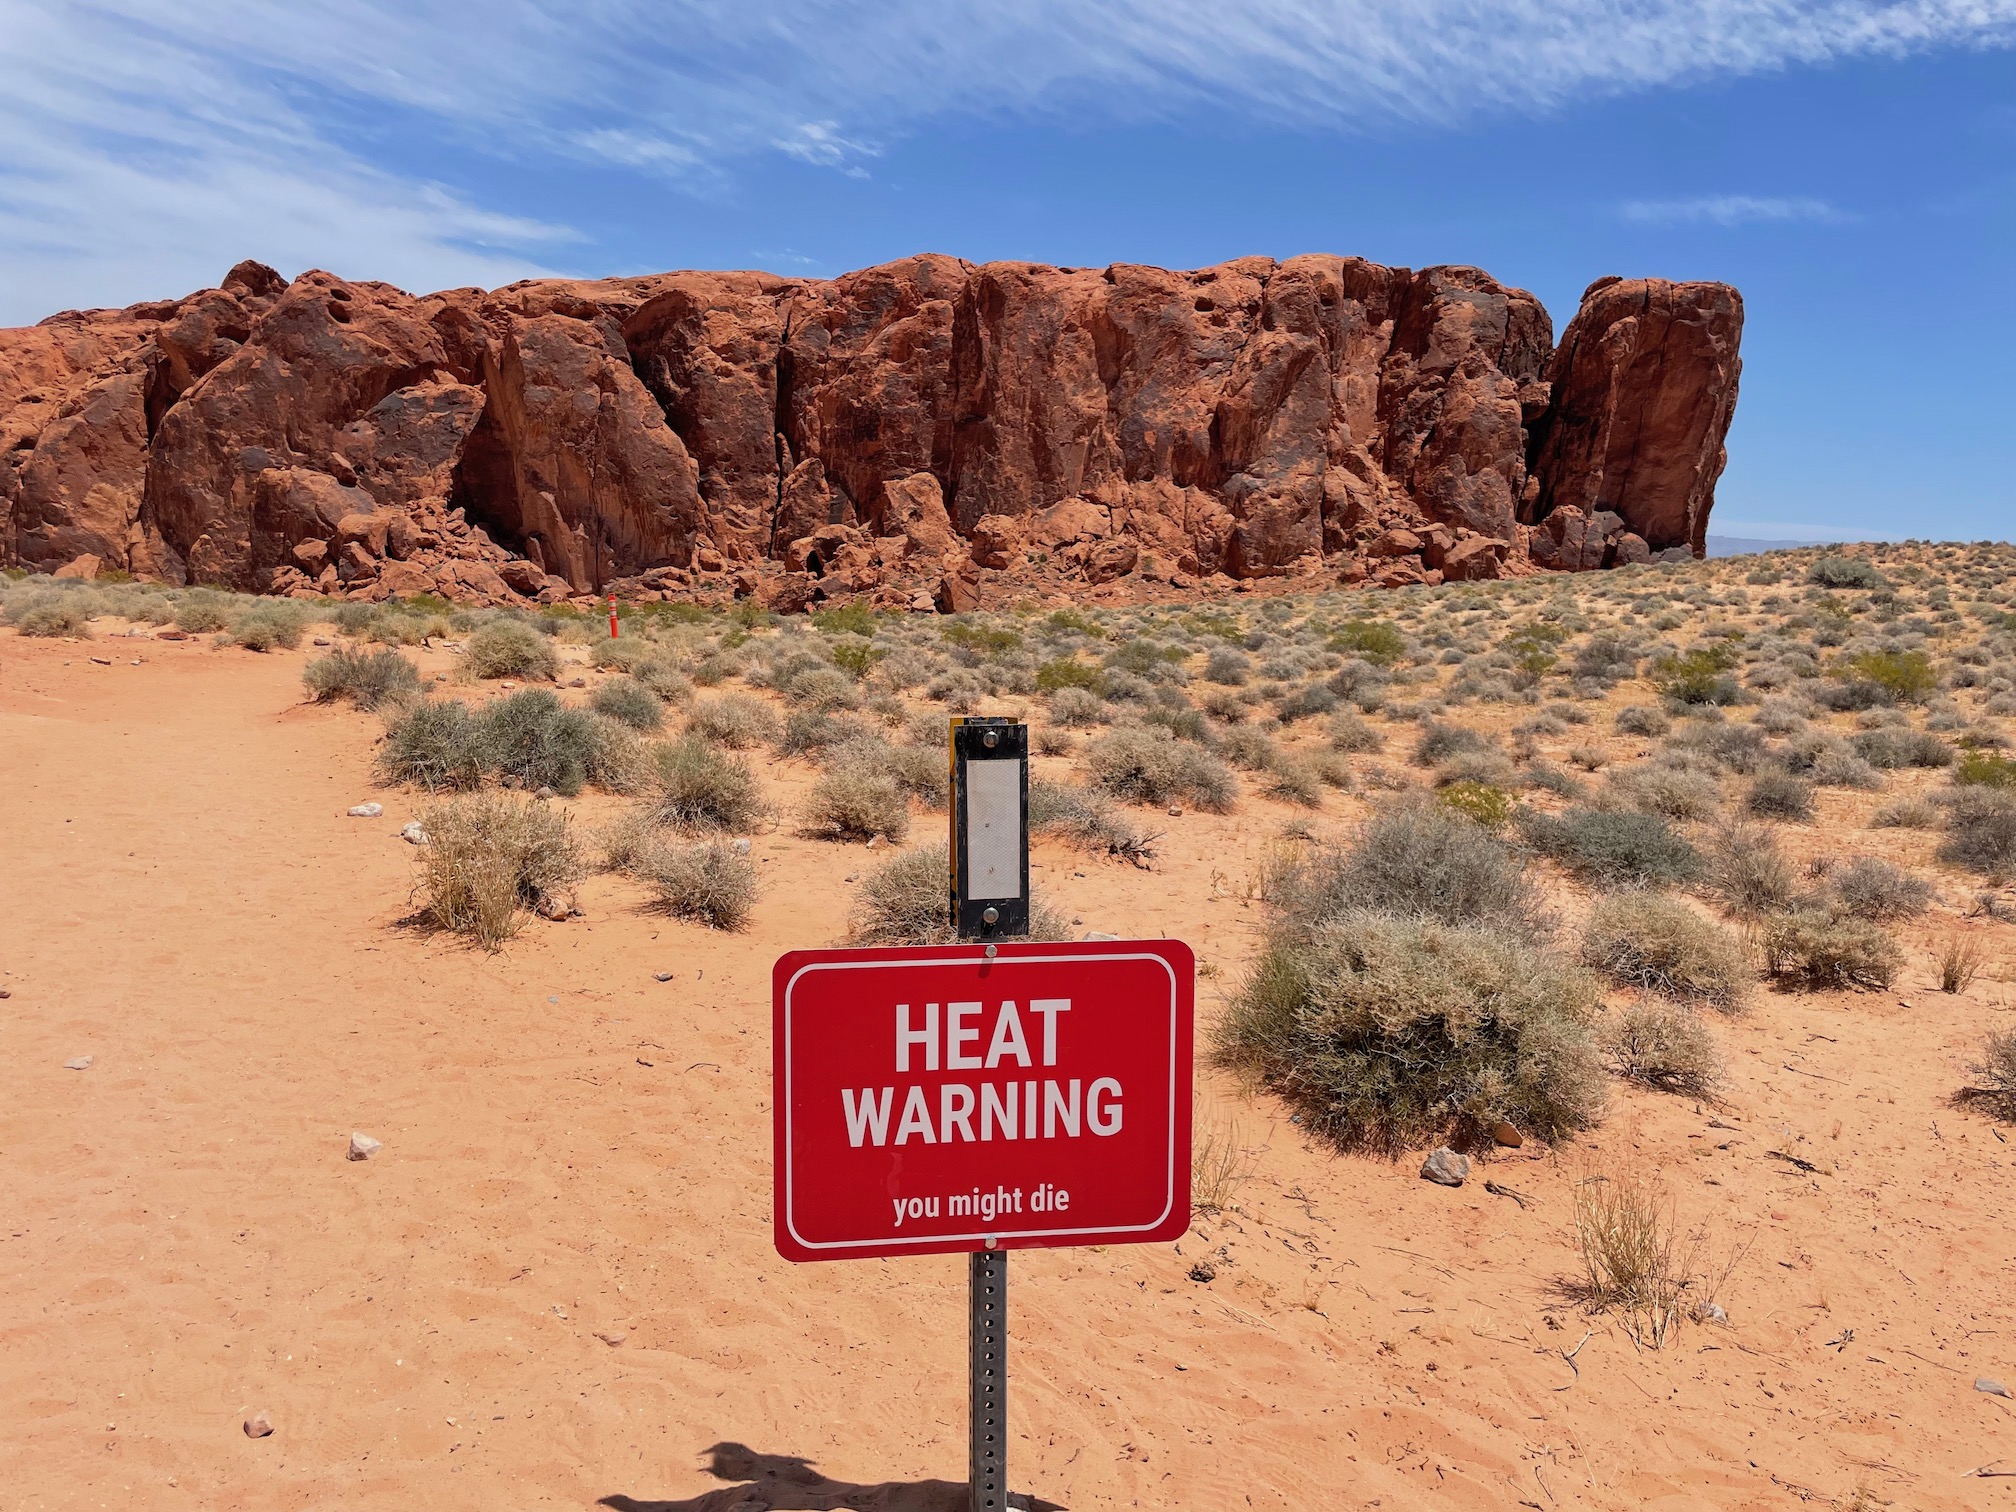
[772,940,1194,1262]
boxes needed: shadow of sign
[601,1441,1066,1512]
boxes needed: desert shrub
[1610,764,1722,821]
[1028,777,1154,862]
[1807,555,1887,590]
[478,690,627,796]
[687,692,781,749]
[1437,780,1514,830]
[172,592,234,632]
[1870,795,1940,829]
[827,637,886,680]
[1217,910,1606,1150]
[1288,800,1547,937]
[465,619,558,680]
[1649,642,1743,705]
[1827,855,1933,919]
[1203,647,1250,685]
[303,646,420,709]
[1033,726,1074,757]
[1780,731,1886,791]
[1615,705,1672,738]
[414,793,582,949]
[1702,822,1797,916]
[228,602,309,651]
[590,676,666,731]
[1966,1031,2016,1121]
[1522,807,1701,888]
[1036,657,1104,693]
[1048,687,1109,728]
[1581,894,1749,1012]
[1216,726,1279,771]
[811,602,878,637]
[1954,749,2016,788]
[377,698,486,790]
[1605,1002,1723,1097]
[1414,721,1493,767]
[1835,649,1936,704]
[1762,910,1901,990]
[3,589,95,637]
[1328,709,1384,753]
[1275,682,1339,723]
[636,839,759,930]
[776,706,875,758]
[1328,619,1405,667]
[1574,636,1640,684]
[1936,788,2016,874]
[643,736,761,832]
[1083,725,1236,811]
[1850,728,1951,769]
[849,842,1070,945]
[1745,771,1815,821]
[1265,758,1325,808]
[804,760,911,842]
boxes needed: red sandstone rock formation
[0,253,1742,608]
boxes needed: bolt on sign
[772,940,1194,1261]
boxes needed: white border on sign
[782,951,1180,1252]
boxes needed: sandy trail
[3,629,2014,1511]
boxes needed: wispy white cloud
[2,1,2013,315]
[1620,194,1851,226]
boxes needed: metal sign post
[950,715,1027,1512]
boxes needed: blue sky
[1,2,2011,541]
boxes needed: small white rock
[732,837,752,854]
[1420,1147,1471,1187]
[347,1132,382,1161]
[1083,931,1121,943]
[64,1055,93,1071]
[400,821,429,845]
[347,802,384,818]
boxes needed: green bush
[1605,1001,1722,1097]
[478,690,626,797]
[377,699,487,790]
[1083,725,1236,812]
[1581,894,1749,1012]
[1036,658,1105,693]
[1834,649,1935,704]
[828,637,887,679]
[173,592,234,632]
[303,647,420,709]
[643,736,761,832]
[414,793,582,949]
[466,619,558,680]
[1327,619,1405,667]
[1522,807,1701,888]
[1437,780,1515,830]
[3,589,96,637]
[228,603,309,651]
[1954,749,2016,788]
[591,676,666,731]
[1762,910,1901,991]
[811,603,878,637]
[636,839,759,930]
[1648,643,1742,705]
[1218,910,1607,1150]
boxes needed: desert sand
[4,621,2014,1512]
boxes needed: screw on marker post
[948,715,1028,1512]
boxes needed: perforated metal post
[968,1249,1008,1512]
[950,715,1027,1512]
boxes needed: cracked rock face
[0,254,1742,605]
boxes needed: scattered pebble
[347,802,384,818]
[732,838,752,854]
[243,1412,274,1439]
[865,835,882,850]
[653,972,674,983]
[399,821,429,845]
[1167,805,1183,817]
[1420,1147,1471,1187]
[64,1056,93,1071]
[534,786,556,800]
[1491,1122,1524,1149]
[1083,931,1120,943]
[88,655,112,666]
[1694,1301,1729,1324]
[844,874,859,883]
[568,677,587,688]
[347,1132,382,1161]
[312,637,332,647]
[1977,1377,2013,1399]
[501,680,517,690]
[594,1330,628,1348]
[535,891,578,921]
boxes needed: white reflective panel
[965,758,1024,900]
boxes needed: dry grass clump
[465,619,558,680]
[1935,789,2016,875]
[1605,1001,1724,1096]
[227,602,311,651]
[413,793,582,949]
[1762,910,1902,991]
[643,736,761,832]
[1744,770,1814,821]
[1327,709,1384,753]
[1219,910,1607,1150]
[1293,799,1548,936]
[1608,762,1721,821]
[1581,894,1749,1012]
[1572,1165,1728,1347]
[480,689,635,796]
[1615,704,1671,737]
[1964,1030,2016,1120]
[1825,856,1933,920]
[635,839,759,930]
[1083,725,1236,812]
[848,842,1070,945]
[1939,930,1986,994]
[687,692,781,749]
[377,698,486,790]
[3,588,96,637]
[303,647,420,709]
[1190,1110,1256,1216]
[1702,821,1797,916]
[1028,778,1156,863]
